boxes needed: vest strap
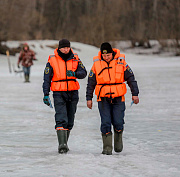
[98,67,112,76]
[97,83,123,100]
[53,79,76,82]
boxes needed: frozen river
[0,40,180,177]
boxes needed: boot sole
[114,148,123,153]
[102,151,112,155]
[58,148,69,154]
[58,145,69,154]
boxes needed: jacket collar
[54,48,75,61]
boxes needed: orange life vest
[48,49,80,91]
[93,48,127,101]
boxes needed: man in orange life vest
[43,39,87,153]
[86,42,139,155]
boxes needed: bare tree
[0,0,179,51]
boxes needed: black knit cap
[100,42,113,54]
[58,39,70,49]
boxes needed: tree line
[0,0,180,48]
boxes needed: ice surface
[0,40,180,177]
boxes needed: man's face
[102,53,113,62]
[59,47,70,54]
[24,46,28,51]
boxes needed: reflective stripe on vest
[93,58,100,62]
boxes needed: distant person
[42,39,87,153]
[86,42,139,155]
[17,43,36,82]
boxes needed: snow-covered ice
[0,40,180,177]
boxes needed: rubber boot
[27,74,30,82]
[24,74,27,82]
[102,132,112,155]
[67,130,70,142]
[67,130,70,151]
[114,129,123,152]
[57,130,68,154]
[24,74,29,82]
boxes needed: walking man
[17,43,36,82]
[86,42,139,155]
[43,39,87,153]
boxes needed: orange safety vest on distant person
[92,48,127,101]
[48,49,80,91]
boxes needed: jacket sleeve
[17,51,23,65]
[124,63,139,96]
[31,51,36,60]
[75,59,87,79]
[86,65,97,100]
[42,62,53,96]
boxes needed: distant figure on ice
[17,43,37,82]
[42,39,87,153]
[86,42,139,155]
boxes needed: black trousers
[98,97,125,134]
[53,91,79,130]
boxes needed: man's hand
[66,70,75,77]
[132,96,139,104]
[17,64,20,68]
[87,100,92,109]
[43,96,53,108]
